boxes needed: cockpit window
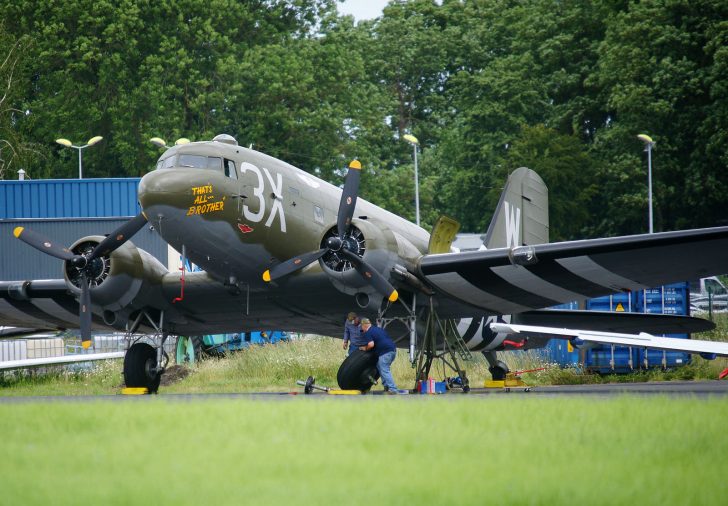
[207,157,222,170]
[178,154,209,169]
[158,154,236,177]
[224,159,237,179]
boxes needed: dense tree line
[0,0,726,240]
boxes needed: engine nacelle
[63,236,168,320]
[319,218,420,309]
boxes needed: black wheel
[124,343,162,393]
[463,384,471,394]
[489,360,509,381]
[337,350,380,390]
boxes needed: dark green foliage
[1,0,725,238]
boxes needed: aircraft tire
[124,343,162,393]
[337,350,380,391]
[488,360,509,381]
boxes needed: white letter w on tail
[504,202,521,248]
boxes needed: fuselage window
[224,159,238,179]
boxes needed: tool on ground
[296,376,363,395]
[297,375,329,394]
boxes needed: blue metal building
[543,282,692,373]
[1,178,141,219]
[0,177,165,281]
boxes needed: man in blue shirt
[342,312,365,355]
[358,318,399,393]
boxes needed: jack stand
[413,298,471,393]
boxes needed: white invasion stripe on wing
[491,265,587,302]
[0,300,52,327]
[556,256,647,291]
[32,299,79,326]
[428,273,531,314]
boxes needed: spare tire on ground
[337,350,380,391]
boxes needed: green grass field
[1,397,727,505]
[2,316,727,504]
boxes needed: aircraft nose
[138,169,191,210]
[138,169,168,207]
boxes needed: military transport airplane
[2,133,728,391]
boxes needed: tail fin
[483,167,548,249]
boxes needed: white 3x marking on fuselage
[240,162,287,233]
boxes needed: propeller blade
[337,160,361,239]
[339,249,398,302]
[263,248,328,282]
[13,226,78,262]
[91,212,148,259]
[79,273,92,349]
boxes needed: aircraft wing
[0,279,92,330]
[419,227,728,315]
[491,322,728,357]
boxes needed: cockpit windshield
[156,153,237,179]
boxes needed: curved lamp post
[149,137,190,148]
[56,136,103,179]
[403,134,420,226]
[637,134,655,233]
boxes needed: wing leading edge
[419,226,728,315]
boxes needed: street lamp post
[149,137,191,148]
[56,136,103,179]
[403,134,420,227]
[637,134,655,233]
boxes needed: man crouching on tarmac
[358,318,400,394]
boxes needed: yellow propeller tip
[82,340,92,350]
[262,270,271,282]
[13,226,24,238]
[349,160,362,170]
[389,290,399,303]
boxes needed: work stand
[413,298,472,392]
[380,296,472,393]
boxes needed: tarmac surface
[1,380,728,402]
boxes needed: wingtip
[388,290,399,303]
[13,226,24,238]
[262,270,271,282]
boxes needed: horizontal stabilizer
[514,310,715,335]
[491,322,728,357]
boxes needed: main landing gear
[122,310,169,394]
